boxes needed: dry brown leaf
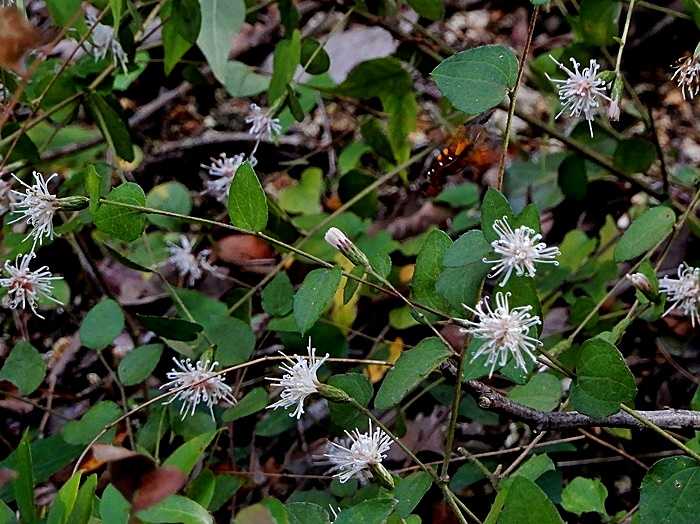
[215,234,275,266]
[131,466,187,511]
[0,8,41,73]
[0,468,17,487]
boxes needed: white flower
[659,263,700,327]
[166,236,215,286]
[324,227,370,267]
[459,292,542,377]
[323,419,392,484]
[483,216,560,287]
[9,171,60,249]
[671,54,700,101]
[0,178,12,215]
[547,56,611,137]
[607,96,621,122]
[85,11,129,73]
[160,358,236,419]
[267,338,328,419]
[201,153,245,203]
[0,253,62,318]
[245,103,282,141]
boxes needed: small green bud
[318,383,352,403]
[369,463,395,490]
[58,196,90,211]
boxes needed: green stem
[615,0,636,76]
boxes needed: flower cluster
[483,216,560,287]
[166,236,218,286]
[459,292,543,377]
[202,152,246,202]
[671,53,700,101]
[160,358,237,419]
[1,172,64,318]
[547,56,611,137]
[323,420,393,484]
[659,263,700,327]
[85,11,129,73]
[246,103,282,142]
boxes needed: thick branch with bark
[466,380,700,430]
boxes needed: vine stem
[496,5,540,190]
[347,398,481,524]
[620,404,700,463]
[615,0,636,76]
[71,355,393,475]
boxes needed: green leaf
[162,0,201,74]
[497,477,564,524]
[375,337,451,410]
[328,373,373,431]
[480,188,513,243]
[187,470,216,509]
[277,168,324,215]
[67,473,97,524]
[269,30,301,103]
[222,387,268,422]
[384,90,418,165]
[436,230,491,311]
[85,165,102,215]
[570,338,636,417]
[137,495,213,524]
[0,341,46,395]
[256,409,296,437]
[557,154,587,201]
[94,183,147,242]
[614,138,656,175]
[262,272,295,316]
[287,502,330,524]
[62,401,121,445]
[209,474,243,512]
[197,0,267,96]
[614,206,675,262]
[228,162,268,232]
[436,182,479,208]
[46,471,81,524]
[111,0,123,29]
[300,39,330,75]
[136,315,204,342]
[46,0,83,28]
[86,94,134,162]
[117,343,163,386]
[407,0,444,20]
[431,45,518,115]
[13,433,36,524]
[100,484,130,524]
[293,267,342,334]
[508,454,555,484]
[411,229,452,316]
[578,0,621,46]
[508,373,561,412]
[561,477,608,516]
[334,498,397,524]
[394,471,432,517]
[79,299,125,351]
[640,456,700,524]
[146,182,193,229]
[164,431,217,476]
[335,58,413,99]
[207,315,256,365]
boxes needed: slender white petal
[459,292,542,377]
[0,253,62,318]
[201,153,246,202]
[85,11,129,73]
[322,419,392,484]
[245,103,282,141]
[546,56,611,137]
[9,171,60,249]
[483,216,560,287]
[659,263,700,327]
[671,54,700,101]
[267,338,328,419]
[160,358,236,419]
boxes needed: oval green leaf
[117,344,163,386]
[94,183,147,242]
[79,299,125,351]
[614,206,675,262]
[640,456,700,524]
[228,161,268,232]
[293,267,342,334]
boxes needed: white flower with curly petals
[459,292,542,377]
[9,171,60,249]
[85,11,129,73]
[245,103,282,141]
[323,420,392,484]
[0,253,62,318]
[201,153,246,202]
[659,263,700,327]
[547,56,611,137]
[671,54,700,101]
[166,236,216,286]
[483,216,560,287]
[160,358,236,419]
[267,338,328,419]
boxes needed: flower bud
[324,227,370,268]
[317,383,352,403]
[58,195,90,211]
[626,272,656,301]
[369,462,395,490]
